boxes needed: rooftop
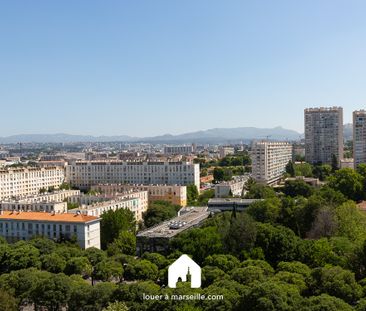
[0,211,98,223]
[137,206,209,239]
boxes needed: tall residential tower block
[304,107,343,165]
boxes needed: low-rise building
[340,159,354,169]
[0,211,100,249]
[284,176,324,187]
[18,190,80,203]
[91,184,187,206]
[136,206,209,255]
[0,200,67,213]
[214,175,249,198]
[68,191,148,221]
[208,198,262,212]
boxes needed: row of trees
[194,152,251,169]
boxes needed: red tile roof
[0,211,98,223]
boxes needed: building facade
[0,211,100,249]
[214,175,249,198]
[0,201,67,213]
[0,167,65,200]
[68,191,148,221]
[219,146,235,158]
[353,110,366,168]
[91,184,187,206]
[163,145,195,155]
[251,141,292,184]
[66,160,200,190]
[304,107,343,165]
[18,190,80,203]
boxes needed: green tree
[41,253,67,273]
[221,213,257,256]
[283,179,314,198]
[93,259,123,282]
[335,201,366,242]
[277,261,311,278]
[255,223,301,265]
[0,289,17,311]
[294,163,313,177]
[29,237,56,255]
[213,167,232,182]
[231,265,266,285]
[310,266,362,304]
[107,231,136,256]
[247,197,281,223]
[273,271,307,292]
[328,168,364,201]
[5,242,41,271]
[171,226,223,264]
[143,201,180,228]
[187,184,199,205]
[30,273,71,311]
[203,254,240,273]
[300,294,352,311]
[238,259,272,273]
[278,196,306,236]
[100,209,136,249]
[245,182,276,199]
[65,257,92,277]
[331,154,339,172]
[201,266,227,287]
[85,247,108,266]
[312,164,332,181]
[238,280,302,311]
[196,189,215,206]
[103,302,129,311]
[285,160,296,177]
[91,282,118,310]
[124,260,158,281]
[141,252,168,269]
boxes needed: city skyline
[1,1,366,136]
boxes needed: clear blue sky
[1,1,365,137]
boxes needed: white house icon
[168,254,201,288]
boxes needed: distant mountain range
[0,124,355,144]
[0,127,303,144]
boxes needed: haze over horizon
[1,1,366,136]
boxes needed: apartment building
[251,141,292,184]
[219,146,235,158]
[304,107,343,165]
[353,110,366,168]
[163,145,195,155]
[0,211,100,249]
[0,167,65,200]
[66,160,200,190]
[215,175,249,198]
[91,184,187,206]
[68,191,148,221]
[18,189,80,203]
[0,200,67,213]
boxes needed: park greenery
[195,152,251,181]
[5,164,366,309]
